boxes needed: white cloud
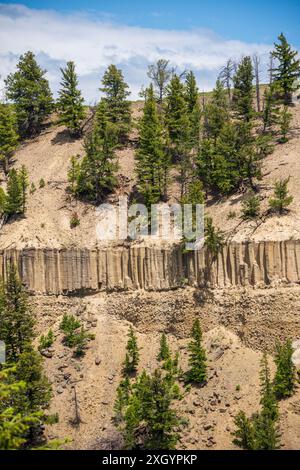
[0,3,272,101]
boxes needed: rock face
[1,240,300,294]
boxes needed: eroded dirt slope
[30,290,300,450]
[1,102,300,249]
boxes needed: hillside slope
[1,102,300,249]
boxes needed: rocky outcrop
[1,240,300,294]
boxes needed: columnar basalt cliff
[1,240,300,294]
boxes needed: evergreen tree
[204,79,229,142]
[135,84,168,207]
[186,319,207,384]
[121,367,182,450]
[259,353,279,423]
[57,61,85,137]
[232,411,255,450]
[269,177,293,214]
[241,193,260,220]
[165,75,192,197]
[0,264,34,361]
[0,187,7,217]
[279,106,292,143]
[184,71,198,113]
[94,99,118,148]
[5,51,53,137]
[232,353,280,450]
[165,74,189,147]
[123,326,140,375]
[0,103,18,173]
[184,71,201,149]
[262,83,280,133]
[233,57,254,122]
[18,165,29,213]
[67,155,81,195]
[0,366,41,450]
[114,377,131,424]
[254,353,280,450]
[205,217,224,257]
[273,339,296,399]
[5,168,23,216]
[13,347,52,414]
[100,64,131,141]
[75,130,118,202]
[272,33,300,105]
[157,333,171,362]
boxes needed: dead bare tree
[253,54,261,112]
[147,59,174,103]
[218,59,235,102]
[71,385,82,426]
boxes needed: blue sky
[0,2,299,100]
[5,0,300,44]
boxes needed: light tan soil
[1,102,300,249]
[30,288,300,450]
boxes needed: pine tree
[272,33,300,105]
[123,326,140,375]
[233,56,254,122]
[18,165,29,213]
[157,333,171,362]
[75,130,118,202]
[94,99,118,148]
[14,348,52,412]
[241,193,260,219]
[5,168,23,216]
[262,83,280,133]
[185,71,198,113]
[135,84,168,207]
[0,264,34,361]
[204,79,229,142]
[259,353,279,422]
[114,377,131,424]
[205,217,224,257]
[279,106,292,143]
[254,353,280,450]
[165,75,192,197]
[0,366,41,450]
[186,319,207,384]
[5,51,53,137]
[67,155,81,195]
[232,411,255,450]
[0,103,18,173]
[232,353,280,450]
[57,61,85,137]
[184,71,201,149]
[273,339,296,399]
[121,367,182,450]
[165,74,189,148]
[269,177,293,214]
[100,64,131,141]
[0,187,7,216]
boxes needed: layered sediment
[1,240,300,294]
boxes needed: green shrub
[241,194,260,220]
[59,314,94,356]
[39,178,45,188]
[70,212,80,228]
[38,329,54,351]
